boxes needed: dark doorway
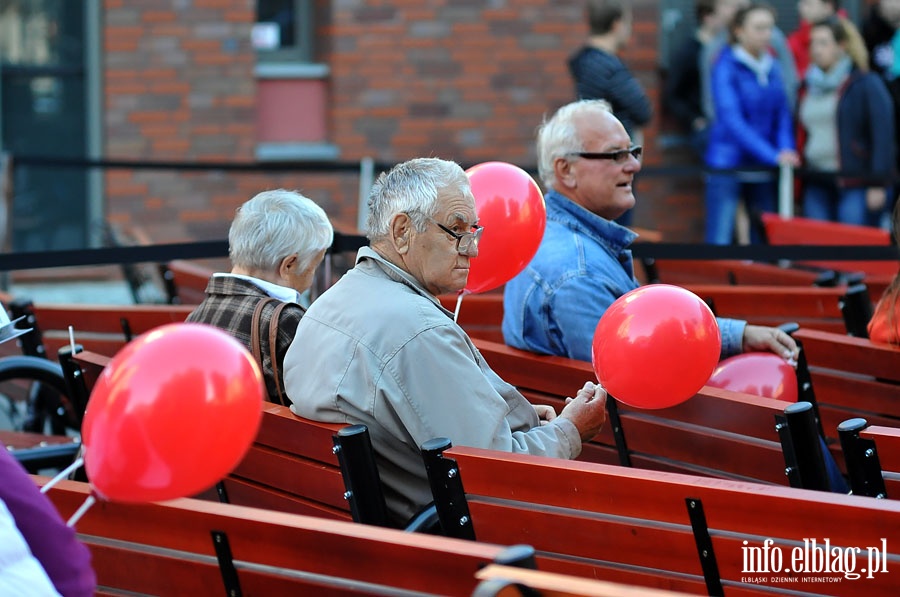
[1,0,87,251]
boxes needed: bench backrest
[43,478,509,596]
[12,302,194,357]
[648,259,827,286]
[683,284,856,334]
[473,338,791,485]
[164,259,214,304]
[761,213,895,277]
[438,446,900,596]
[794,328,900,443]
[442,284,859,340]
[72,351,353,521]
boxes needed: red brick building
[0,1,869,252]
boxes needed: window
[253,0,313,63]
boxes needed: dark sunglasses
[569,145,642,163]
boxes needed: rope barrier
[0,239,895,272]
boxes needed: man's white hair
[537,99,613,190]
[229,189,334,273]
[365,157,471,240]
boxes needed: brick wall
[103,0,708,245]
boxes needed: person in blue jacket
[705,2,800,244]
[798,16,895,226]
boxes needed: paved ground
[6,280,140,305]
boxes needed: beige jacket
[284,247,582,526]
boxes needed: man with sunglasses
[284,157,608,528]
[503,99,799,364]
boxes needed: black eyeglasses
[426,217,484,255]
[569,146,642,163]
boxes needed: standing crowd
[661,0,900,240]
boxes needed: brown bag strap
[268,301,289,406]
[250,297,277,377]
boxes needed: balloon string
[66,493,97,528]
[454,291,467,323]
[40,456,84,494]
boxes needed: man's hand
[866,188,887,212]
[742,325,799,362]
[533,404,558,426]
[560,381,608,442]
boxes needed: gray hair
[537,99,613,190]
[365,157,471,240]
[229,189,334,273]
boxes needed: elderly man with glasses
[284,157,608,528]
[503,99,800,364]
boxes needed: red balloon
[82,323,264,503]
[707,353,798,401]
[464,162,546,294]
[592,284,721,409]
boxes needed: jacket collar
[545,189,637,254]
[355,246,452,316]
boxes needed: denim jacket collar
[545,189,638,254]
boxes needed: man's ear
[554,157,577,190]
[389,212,412,255]
[279,253,298,279]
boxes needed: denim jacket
[502,190,746,362]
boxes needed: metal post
[420,437,476,540]
[357,156,375,233]
[778,163,794,218]
[781,402,830,491]
[837,418,887,499]
[839,284,873,338]
[333,424,389,527]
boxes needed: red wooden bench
[163,259,214,304]
[443,283,863,340]
[647,259,831,286]
[794,328,900,447]
[683,283,862,334]
[8,301,194,357]
[761,213,895,277]
[42,478,516,596]
[473,338,793,486]
[425,445,900,596]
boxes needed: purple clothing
[0,449,95,596]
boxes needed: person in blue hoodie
[798,17,895,226]
[704,2,799,244]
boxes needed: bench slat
[48,479,504,595]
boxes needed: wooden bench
[473,338,793,486]
[162,259,214,304]
[7,300,194,357]
[761,213,895,277]
[443,283,866,340]
[645,258,834,287]
[42,478,518,596]
[683,283,866,334]
[473,565,690,596]
[425,445,900,596]
[793,328,900,449]
[71,351,355,522]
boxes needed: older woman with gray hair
[284,157,607,527]
[187,189,333,405]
